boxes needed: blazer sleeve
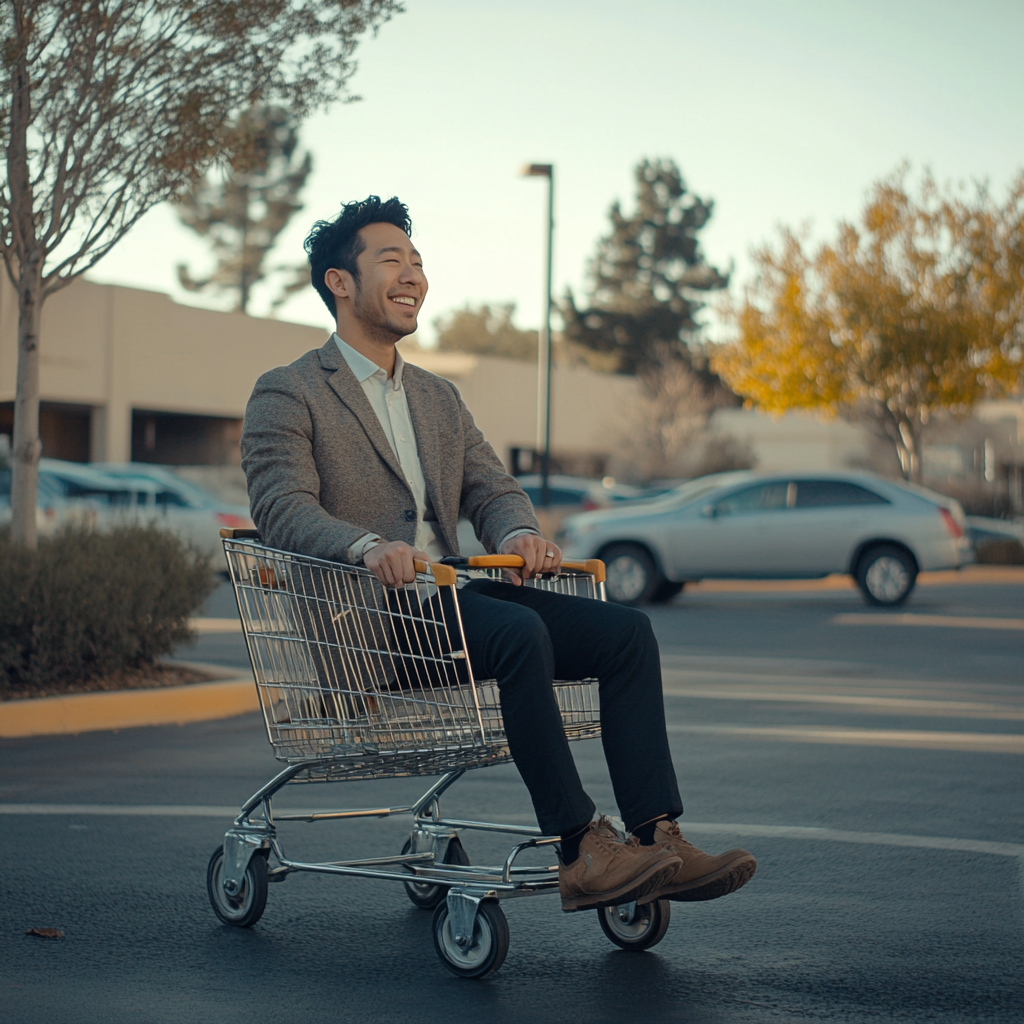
[241,366,369,562]
[450,382,541,551]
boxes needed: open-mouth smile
[390,296,417,307]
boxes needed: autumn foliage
[713,168,1024,481]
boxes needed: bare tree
[0,0,399,548]
[622,344,752,481]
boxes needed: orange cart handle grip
[465,554,606,583]
[413,559,457,586]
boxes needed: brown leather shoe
[642,820,757,902]
[559,816,681,912]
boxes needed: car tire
[601,544,661,605]
[855,544,917,606]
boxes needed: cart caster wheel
[597,899,671,950]
[207,845,268,928]
[432,899,509,978]
[402,836,470,910]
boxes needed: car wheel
[855,545,917,606]
[601,544,661,605]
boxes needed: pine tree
[176,105,312,314]
[563,158,729,379]
[433,302,538,360]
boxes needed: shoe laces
[659,820,700,854]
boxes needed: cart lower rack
[209,533,673,977]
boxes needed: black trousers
[457,579,683,837]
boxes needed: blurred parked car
[0,460,140,535]
[963,515,1024,548]
[92,463,253,557]
[515,474,644,511]
[559,471,971,606]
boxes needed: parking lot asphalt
[2,572,1022,1023]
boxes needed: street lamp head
[521,163,553,178]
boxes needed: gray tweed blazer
[240,338,539,563]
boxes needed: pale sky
[90,0,1024,345]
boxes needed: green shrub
[974,538,1024,565]
[0,524,216,697]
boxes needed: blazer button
[404,509,417,522]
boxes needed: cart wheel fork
[447,890,484,949]
[221,828,270,897]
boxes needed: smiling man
[240,196,757,913]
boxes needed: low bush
[974,538,1024,565]
[0,524,216,698]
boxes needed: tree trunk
[7,15,44,549]
[11,266,44,549]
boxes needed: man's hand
[500,534,561,585]
[364,540,430,588]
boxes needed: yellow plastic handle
[413,559,457,586]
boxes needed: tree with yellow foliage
[712,168,1024,481]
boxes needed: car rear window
[794,481,889,507]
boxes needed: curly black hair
[303,196,413,315]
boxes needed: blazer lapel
[318,340,408,487]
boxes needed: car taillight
[216,512,254,529]
[582,498,600,511]
[939,507,963,539]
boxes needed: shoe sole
[647,853,757,903]
[560,858,681,913]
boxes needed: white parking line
[833,613,1024,630]
[666,723,1024,753]
[1,803,1020,858]
[662,686,1024,720]
[189,618,243,634]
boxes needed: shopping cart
[209,530,673,977]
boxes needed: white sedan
[558,471,971,606]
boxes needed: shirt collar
[333,333,404,387]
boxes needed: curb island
[0,663,258,739]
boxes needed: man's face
[348,221,427,338]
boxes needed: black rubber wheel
[402,836,470,910]
[432,900,509,978]
[855,544,917,606]
[207,844,268,928]
[597,899,671,950]
[602,544,662,605]
[650,580,684,604]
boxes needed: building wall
[0,275,640,471]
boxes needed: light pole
[521,162,554,509]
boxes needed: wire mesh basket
[222,539,604,782]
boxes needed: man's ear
[324,267,354,303]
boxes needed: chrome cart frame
[209,532,671,977]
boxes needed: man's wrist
[498,528,541,552]
[349,533,385,565]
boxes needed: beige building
[6,274,1017,510]
[0,275,638,474]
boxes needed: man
[241,196,756,912]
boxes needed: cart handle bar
[219,528,604,584]
[455,554,606,583]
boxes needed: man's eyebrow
[373,245,422,259]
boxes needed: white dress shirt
[332,334,538,565]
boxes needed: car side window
[715,482,790,516]
[794,481,890,508]
[156,490,189,508]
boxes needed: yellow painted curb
[0,677,259,739]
